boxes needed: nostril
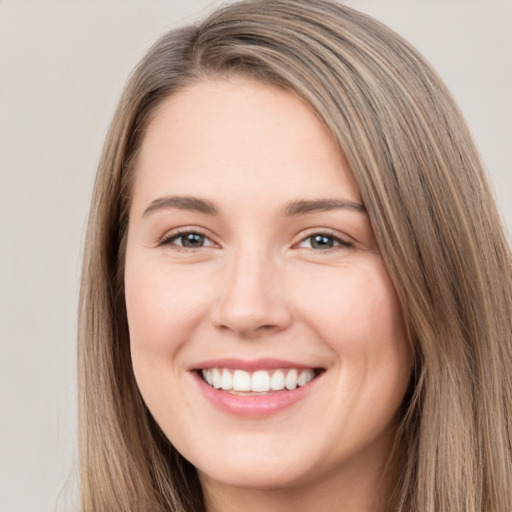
[259,324,280,331]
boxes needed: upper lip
[189,358,322,372]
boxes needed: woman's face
[125,78,411,494]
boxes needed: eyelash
[159,228,353,252]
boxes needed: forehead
[132,78,360,211]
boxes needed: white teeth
[233,370,252,391]
[298,369,314,387]
[285,369,298,390]
[201,368,317,393]
[212,368,222,389]
[251,370,271,392]
[270,369,285,391]
[221,369,233,390]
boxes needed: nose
[210,248,293,338]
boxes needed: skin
[124,78,412,512]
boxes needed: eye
[297,233,352,250]
[160,230,216,249]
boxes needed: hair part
[78,1,512,510]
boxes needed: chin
[198,462,308,491]
[191,441,317,491]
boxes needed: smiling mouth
[199,368,324,394]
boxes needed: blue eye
[162,231,214,248]
[298,233,351,250]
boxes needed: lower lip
[193,372,320,418]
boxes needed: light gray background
[0,1,510,511]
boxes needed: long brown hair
[78,1,512,510]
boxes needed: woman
[78,0,512,510]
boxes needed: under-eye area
[198,367,326,394]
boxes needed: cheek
[124,261,212,434]
[291,260,410,383]
[125,261,209,353]
[296,263,411,437]
[296,261,404,337]
[124,261,217,406]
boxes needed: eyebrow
[142,195,366,217]
[143,196,218,216]
[283,198,366,216]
